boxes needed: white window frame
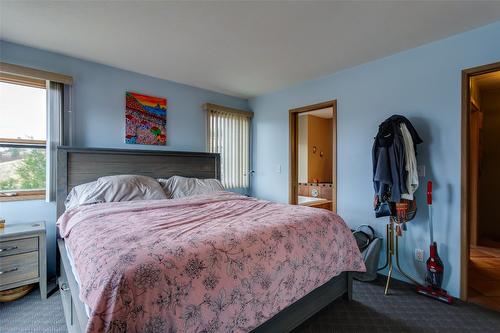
[0,75,47,201]
[0,62,73,202]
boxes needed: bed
[55,147,364,333]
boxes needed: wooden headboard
[56,146,220,218]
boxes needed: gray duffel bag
[351,225,382,282]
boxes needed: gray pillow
[158,175,224,199]
[65,175,167,210]
[93,175,167,202]
[65,181,101,211]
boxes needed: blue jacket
[372,115,422,204]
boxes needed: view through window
[0,78,47,195]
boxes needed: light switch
[275,164,281,174]
[417,165,425,177]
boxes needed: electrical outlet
[415,248,425,262]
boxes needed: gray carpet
[1,278,499,333]
[0,287,66,333]
[293,278,500,333]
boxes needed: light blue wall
[0,41,249,277]
[249,21,500,297]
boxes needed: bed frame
[56,146,352,333]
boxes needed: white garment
[400,123,419,200]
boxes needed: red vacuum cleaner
[416,180,453,304]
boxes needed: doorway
[461,62,500,311]
[289,100,337,211]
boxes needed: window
[0,75,47,200]
[205,103,252,188]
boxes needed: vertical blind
[46,81,64,202]
[205,104,252,188]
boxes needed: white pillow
[158,176,224,199]
[65,175,167,210]
[65,181,101,210]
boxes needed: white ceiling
[1,1,500,98]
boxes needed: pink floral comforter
[57,191,365,333]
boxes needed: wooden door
[469,102,482,246]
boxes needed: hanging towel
[400,123,419,200]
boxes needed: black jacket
[372,115,422,204]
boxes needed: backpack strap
[356,224,376,241]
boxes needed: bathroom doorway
[461,62,500,311]
[289,100,337,211]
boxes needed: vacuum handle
[427,180,433,205]
[427,180,434,244]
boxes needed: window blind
[46,81,64,202]
[0,62,73,85]
[205,104,252,189]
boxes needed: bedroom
[1,1,500,332]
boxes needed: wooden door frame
[289,100,337,212]
[460,61,500,301]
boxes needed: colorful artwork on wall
[125,92,167,145]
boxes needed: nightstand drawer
[0,252,39,286]
[0,237,38,257]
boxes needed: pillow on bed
[93,175,167,202]
[65,181,101,210]
[158,175,224,199]
[65,175,167,210]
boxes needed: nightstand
[0,222,47,299]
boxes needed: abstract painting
[125,92,167,145]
